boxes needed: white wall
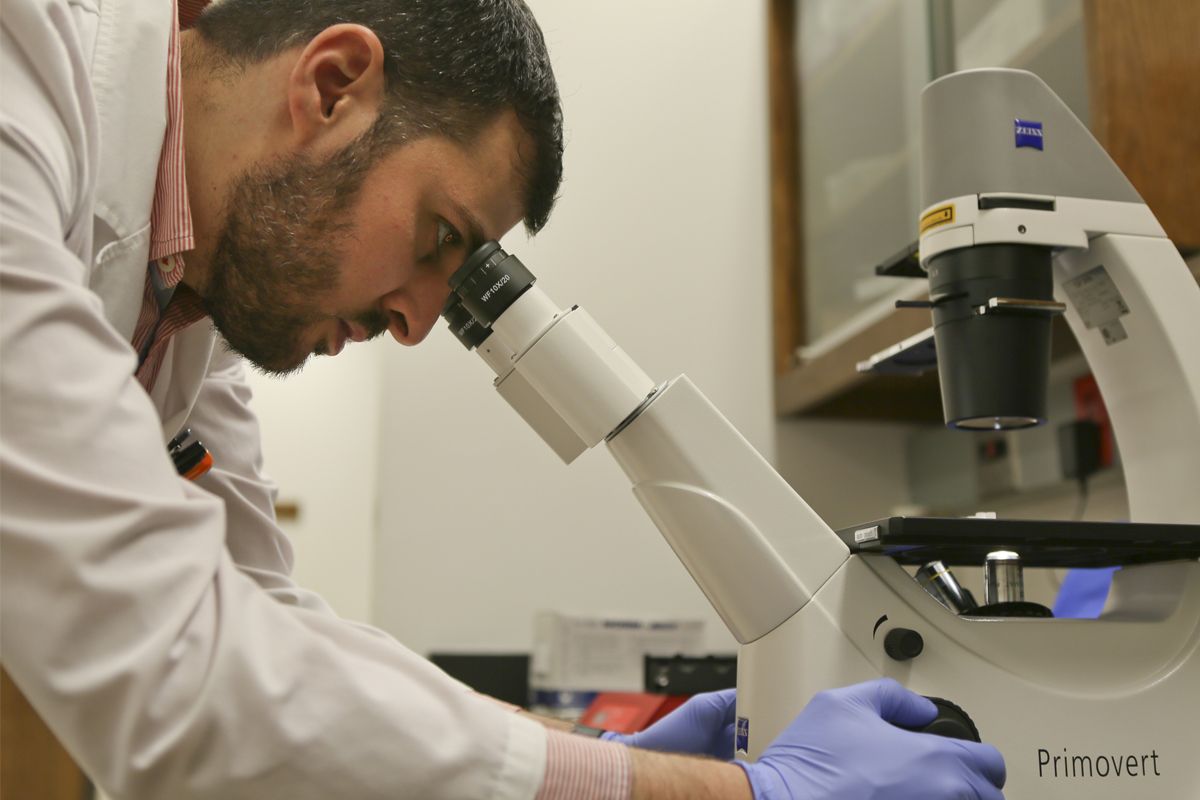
[372,0,775,657]
[775,418,916,531]
[244,340,385,623]
[246,1,918,659]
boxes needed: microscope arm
[456,266,848,645]
[604,374,850,644]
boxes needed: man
[0,0,1007,797]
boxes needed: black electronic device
[428,653,531,709]
[644,655,737,694]
[1058,420,1103,482]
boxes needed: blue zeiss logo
[736,717,749,753]
[1015,119,1044,150]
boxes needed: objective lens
[447,241,537,327]
[928,243,1054,430]
[984,550,1024,605]
[916,560,977,613]
[953,416,1041,431]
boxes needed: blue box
[1015,119,1044,150]
[736,716,749,753]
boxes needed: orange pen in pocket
[168,429,214,481]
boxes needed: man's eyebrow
[451,200,487,255]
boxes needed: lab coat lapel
[86,0,173,340]
[153,320,218,441]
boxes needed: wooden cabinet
[1,668,90,800]
[1085,0,1200,247]
[770,0,1200,420]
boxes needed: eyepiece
[448,241,537,327]
[442,296,491,350]
[448,241,504,292]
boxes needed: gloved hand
[600,688,737,759]
[738,679,1006,800]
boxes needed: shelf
[805,147,911,239]
[956,2,1082,75]
[1005,4,1084,73]
[776,298,937,421]
[800,0,904,92]
[927,463,1126,521]
[776,307,1083,422]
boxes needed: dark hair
[194,0,563,233]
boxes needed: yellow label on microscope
[919,204,956,235]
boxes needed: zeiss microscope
[442,70,1200,797]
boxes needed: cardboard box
[529,613,704,719]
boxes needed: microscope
[443,69,1200,797]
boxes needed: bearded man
[0,1,1006,798]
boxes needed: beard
[200,134,392,377]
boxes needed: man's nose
[382,284,451,346]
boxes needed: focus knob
[897,697,982,742]
[883,628,924,661]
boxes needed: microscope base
[736,554,1200,797]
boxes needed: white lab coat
[0,0,547,797]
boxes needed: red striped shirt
[132,0,205,393]
[177,0,206,30]
[537,730,632,800]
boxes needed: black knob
[896,697,982,742]
[884,628,924,661]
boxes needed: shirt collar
[147,0,194,288]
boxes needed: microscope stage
[837,516,1200,568]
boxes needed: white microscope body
[445,69,1200,797]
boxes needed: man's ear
[287,24,385,150]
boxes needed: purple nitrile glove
[600,688,738,760]
[738,678,1006,800]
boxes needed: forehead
[373,111,531,238]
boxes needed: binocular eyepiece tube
[441,241,657,459]
[443,241,565,361]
